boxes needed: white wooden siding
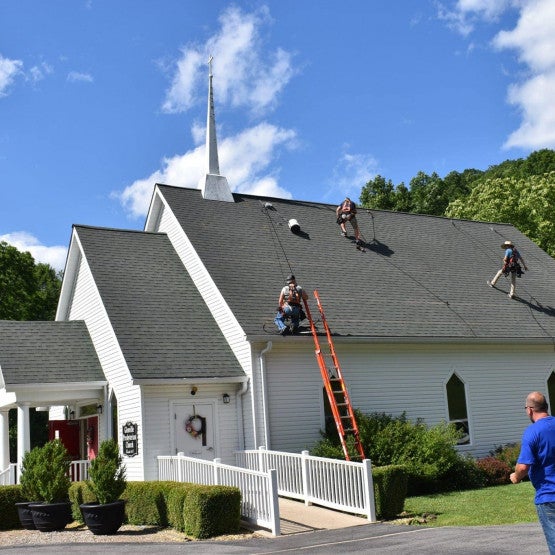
[65,250,145,480]
[142,384,240,479]
[263,342,555,458]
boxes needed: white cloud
[0,232,67,272]
[67,71,94,83]
[440,0,555,150]
[437,0,516,35]
[117,5,298,218]
[492,0,555,148]
[327,149,379,201]
[503,72,555,148]
[116,122,297,218]
[161,5,295,116]
[457,0,515,20]
[28,62,53,83]
[0,54,23,97]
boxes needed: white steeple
[198,56,234,202]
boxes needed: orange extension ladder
[303,290,366,461]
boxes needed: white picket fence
[235,447,376,522]
[157,454,280,536]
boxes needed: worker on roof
[336,197,361,243]
[274,274,308,335]
[488,240,528,299]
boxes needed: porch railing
[235,447,376,521]
[69,459,90,482]
[1,460,89,485]
[157,454,280,536]
[0,463,17,486]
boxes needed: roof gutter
[132,376,247,386]
[246,334,555,345]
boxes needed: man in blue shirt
[511,391,555,554]
[488,240,528,299]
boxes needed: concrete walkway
[271,498,369,535]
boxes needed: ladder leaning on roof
[303,290,366,461]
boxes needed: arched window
[446,373,470,445]
[547,372,555,413]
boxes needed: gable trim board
[145,186,252,367]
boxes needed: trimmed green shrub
[184,485,241,539]
[490,443,521,469]
[5,481,241,536]
[312,411,483,495]
[124,481,177,527]
[19,440,71,503]
[86,439,126,504]
[476,456,511,486]
[166,484,189,532]
[372,465,407,519]
[0,485,25,530]
[19,447,42,501]
[69,481,96,522]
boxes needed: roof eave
[132,376,247,386]
[246,334,555,345]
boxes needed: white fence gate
[157,454,280,536]
[235,447,376,522]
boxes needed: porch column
[0,409,10,470]
[16,404,31,469]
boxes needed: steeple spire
[198,56,234,202]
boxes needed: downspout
[236,378,249,451]
[259,341,273,449]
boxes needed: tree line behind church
[0,242,61,459]
[359,148,555,257]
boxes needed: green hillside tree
[446,172,555,257]
[0,241,61,320]
[359,175,396,210]
[1,241,62,460]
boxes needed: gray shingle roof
[74,225,244,380]
[157,184,555,341]
[0,320,104,385]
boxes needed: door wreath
[185,415,203,438]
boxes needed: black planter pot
[29,501,72,532]
[15,501,36,530]
[80,499,126,535]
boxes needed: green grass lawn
[402,481,537,526]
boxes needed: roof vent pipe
[288,219,300,233]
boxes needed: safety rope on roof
[260,200,294,283]
[450,219,555,349]
[357,209,478,337]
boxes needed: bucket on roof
[288,219,300,233]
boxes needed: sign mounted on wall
[122,421,138,457]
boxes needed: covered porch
[0,320,107,478]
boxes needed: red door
[48,420,80,460]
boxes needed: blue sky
[1,1,554,271]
